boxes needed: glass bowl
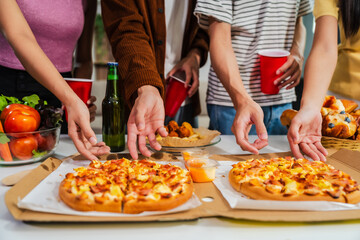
[0,125,61,165]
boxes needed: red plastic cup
[64,78,93,121]
[258,49,290,95]
[165,73,190,118]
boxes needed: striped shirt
[194,0,313,107]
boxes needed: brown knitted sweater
[101,0,209,117]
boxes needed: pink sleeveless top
[0,0,86,72]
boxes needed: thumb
[276,56,293,75]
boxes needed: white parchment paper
[213,161,360,211]
[17,159,201,217]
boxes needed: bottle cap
[107,62,119,66]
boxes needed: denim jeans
[207,103,292,135]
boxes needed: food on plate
[0,94,62,161]
[59,158,193,214]
[185,158,218,183]
[280,95,360,140]
[229,157,360,203]
[157,121,220,147]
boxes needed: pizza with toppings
[59,158,193,214]
[229,157,360,203]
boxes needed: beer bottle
[102,62,125,152]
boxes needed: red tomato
[2,104,40,133]
[9,135,38,160]
[35,133,56,151]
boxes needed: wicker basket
[321,136,360,151]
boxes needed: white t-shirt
[195,0,313,107]
[164,0,188,76]
[165,0,190,106]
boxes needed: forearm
[101,0,164,107]
[290,17,306,62]
[209,20,250,108]
[301,16,338,111]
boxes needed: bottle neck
[106,67,119,97]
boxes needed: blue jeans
[165,104,198,128]
[207,103,291,135]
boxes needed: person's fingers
[314,142,328,161]
[285,75,301,90]
[278,70,300,89]
[127,130,139,160]
[148,133,161,151]
[288,119,301,144]
[134,107,146,131]
[188,69,199,97]
[87,96,97,105]
[274,61,297,85]
[253,138,268,150]
[275,56,294,76]
[252,112,268,141]
[157,126,168,137]
[299,143,319,161]
[138,135,152,157]
[167,66,179,79]
[68,121,98,160]
[307,143,322,161]
[233,122,259,154]
[288,135,304,159]
[183,67,192,88]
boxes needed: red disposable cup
[258,49,290,95]
[165,76,189,118]
[64,78,93,121]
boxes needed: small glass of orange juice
[185,158,219,183]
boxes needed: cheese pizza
[59,158,193,214]
[229,157,360,203]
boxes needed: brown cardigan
[101,0,209,117]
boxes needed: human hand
[232,99,268,154]
[167,49,201,97]
[66,97,110,160]
[274,54,303,90]
[287,108,328,162]
[127,85,168,159]
[87,95,97,122]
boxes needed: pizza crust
[123,184,194,214]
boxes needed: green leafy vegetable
[22,94,47,108]
[0,132,10,144]
[32,150,48,158]
[0,95,22,111]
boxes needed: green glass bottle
[102,62,125,152]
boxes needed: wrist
[137,85,161,96]
[187,48,201,66]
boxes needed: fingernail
[137,123,145,131]
[276,70,281,75]
[89,137,97,145]
[259,133,268,140]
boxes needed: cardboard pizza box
[5,149,360,222]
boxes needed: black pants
[0,65,70,133]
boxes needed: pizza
[59,158,193,214]
[229,157,360,203]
